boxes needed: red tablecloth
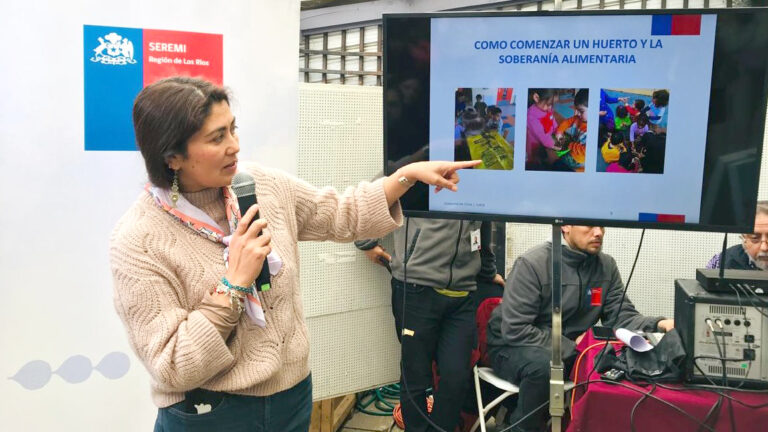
[566,331,768,432]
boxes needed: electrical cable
[654,383,768,409]
[723,284,753,390]
[659,381,768,394]
[693,357,734,390]
[691,382,768,394]
[693,355,744,362]
[612,229,645,331]
[735,283,768,318]
[712,319,728,387]
[586,229,646,390]
[714,319,737,432]
[656,380,768,432]
[629,382,656,432]
[736,282,768,308]
[569,347,754,432]
[727,393,737,432]
[569,341,622,415]
[695,395,723,432]
[715,235,736,431]
[575,373,768,432]
[562,379,721,432]
[598,379,719,432]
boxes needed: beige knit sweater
[110,163,402,407]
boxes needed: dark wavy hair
[574,89,588,108]
[652,89,669,107]
[132,76,230,188]
[528,88,556,107]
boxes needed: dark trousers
[154,374,312,432]
[391,278,477,432]
[490,346,574,432]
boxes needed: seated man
[485,226,674,432]
[707,201,768,270]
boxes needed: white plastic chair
[470,365,574,432]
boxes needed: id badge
[470,229,481,252]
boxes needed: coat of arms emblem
[91,32,136,65]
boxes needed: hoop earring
[171,170,180,207]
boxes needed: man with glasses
[707,201,768,270]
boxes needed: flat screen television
[384,8,768,232]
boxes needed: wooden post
[309,394,357,432]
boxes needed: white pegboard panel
[505,104,768,320]
[297,83,393,319]
[297,83,400,399]
[505,226,736,319]
[307,306,401,400]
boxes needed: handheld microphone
[378,256,392,273]
[232,172,271,292]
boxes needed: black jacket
[708,244,760,270]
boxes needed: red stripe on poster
[671,15,701,36]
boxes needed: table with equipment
[567,324,768,431]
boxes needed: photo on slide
[454,88,515,170]
[525,88,588,173]
[597,88,669,174]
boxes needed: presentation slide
[429,14,717,224]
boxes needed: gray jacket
[487,242,663,360]
[356,218,497,291]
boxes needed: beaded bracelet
[216,277,254,314]
[220,277,255,295]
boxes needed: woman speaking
[110,76,477,432]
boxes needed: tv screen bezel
[383,8,768,233]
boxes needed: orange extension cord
[392,395,434,429]
[569,341,623,418]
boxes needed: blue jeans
[154,374,312,432]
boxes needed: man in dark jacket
[707,201,768,270]
[357,219,503,432]
[486,226,674,432]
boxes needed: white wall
[0,1,299,430]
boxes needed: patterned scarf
[145,183,276,327]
